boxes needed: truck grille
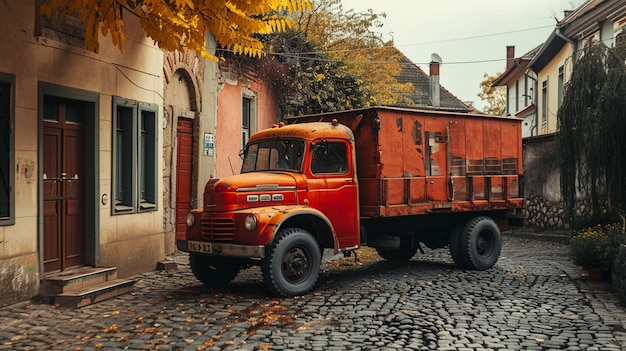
[201,218,235,242]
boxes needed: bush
[570,223,626,272]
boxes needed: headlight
[186,212,195,227]
[244,214,257,231]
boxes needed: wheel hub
[283,248,310,282]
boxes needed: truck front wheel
[262,228,321,297]
[189,254,241,286]
[455,217,501,270]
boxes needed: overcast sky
[339,0,586,110]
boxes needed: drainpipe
[513,59,539,137]
[555,26,577,66]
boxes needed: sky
[339,0,586,110]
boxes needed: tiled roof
[392,51,470,112]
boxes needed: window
[541,79,548,124]
[557,66,564,108]
[241,139,304,173]
[311,141,348,175]
[242,97,252,147]
[112,97,158,214]
[0,74,14,225]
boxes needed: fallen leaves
[103,325,118,333]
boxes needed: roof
[391,49,471,112]
[492,45,541,86]
[529,0,626,73]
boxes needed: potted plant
[570,224,625,280]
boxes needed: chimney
[506,46,515,68]
[429,54,441,107]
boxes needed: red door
[306,139,359,249]
[176,119,193,237]
[43,98,85,273]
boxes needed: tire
[375,245,419,262]
[448,224,468,269]
[262,228,321,297]
[458,217,502,270]
[189,254,241,286]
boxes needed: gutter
[555,26,577,67]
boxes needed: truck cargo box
[287,107,524,218]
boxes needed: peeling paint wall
[0,254,39,307]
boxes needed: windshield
[241,139,305,173]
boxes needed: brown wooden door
[43,98,85,273]
[176,119,193,237]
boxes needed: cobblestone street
[2,236,626,351]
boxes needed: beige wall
[0,0,166,305]
[537,45,573,136]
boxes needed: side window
[112,97,158,214]
[0,75,14,225]
[311,141,348,175]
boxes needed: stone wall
[524,196,602,229]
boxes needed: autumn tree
[267,30,368,116]
[40,0,311,60]
[477,73,506,115]
[556,31,626,223]
[279,0,413,108]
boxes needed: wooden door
[43,98,85,273]
[176,119,193,237]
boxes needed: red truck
[178,107,524,297]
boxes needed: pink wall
[215,76,280,177]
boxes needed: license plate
[188,240,213,254]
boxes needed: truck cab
[178,120,360,296]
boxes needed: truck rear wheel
[189,254,241,286]
[448,224,468,269]
[456,217,501,270]
[262,228,321,297]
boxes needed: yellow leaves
[40,0,312,60]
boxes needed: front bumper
[177,240,265,259]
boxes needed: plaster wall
[215,75,280,177]
[0,0,166,305]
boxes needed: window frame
[541,79,548,124]
[0,73,15,226]
[310,140,349,176]
[112,96,158,215]
[557,65,564,108]
[242,97,252,148]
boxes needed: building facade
[0,0,280,306]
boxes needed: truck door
[306,139,359,249]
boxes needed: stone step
[54,278,136,309]
[40,266,135,308]
[40,267,118,296]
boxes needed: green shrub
[570,223,626,271]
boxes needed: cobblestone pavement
[3,236,626,351]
